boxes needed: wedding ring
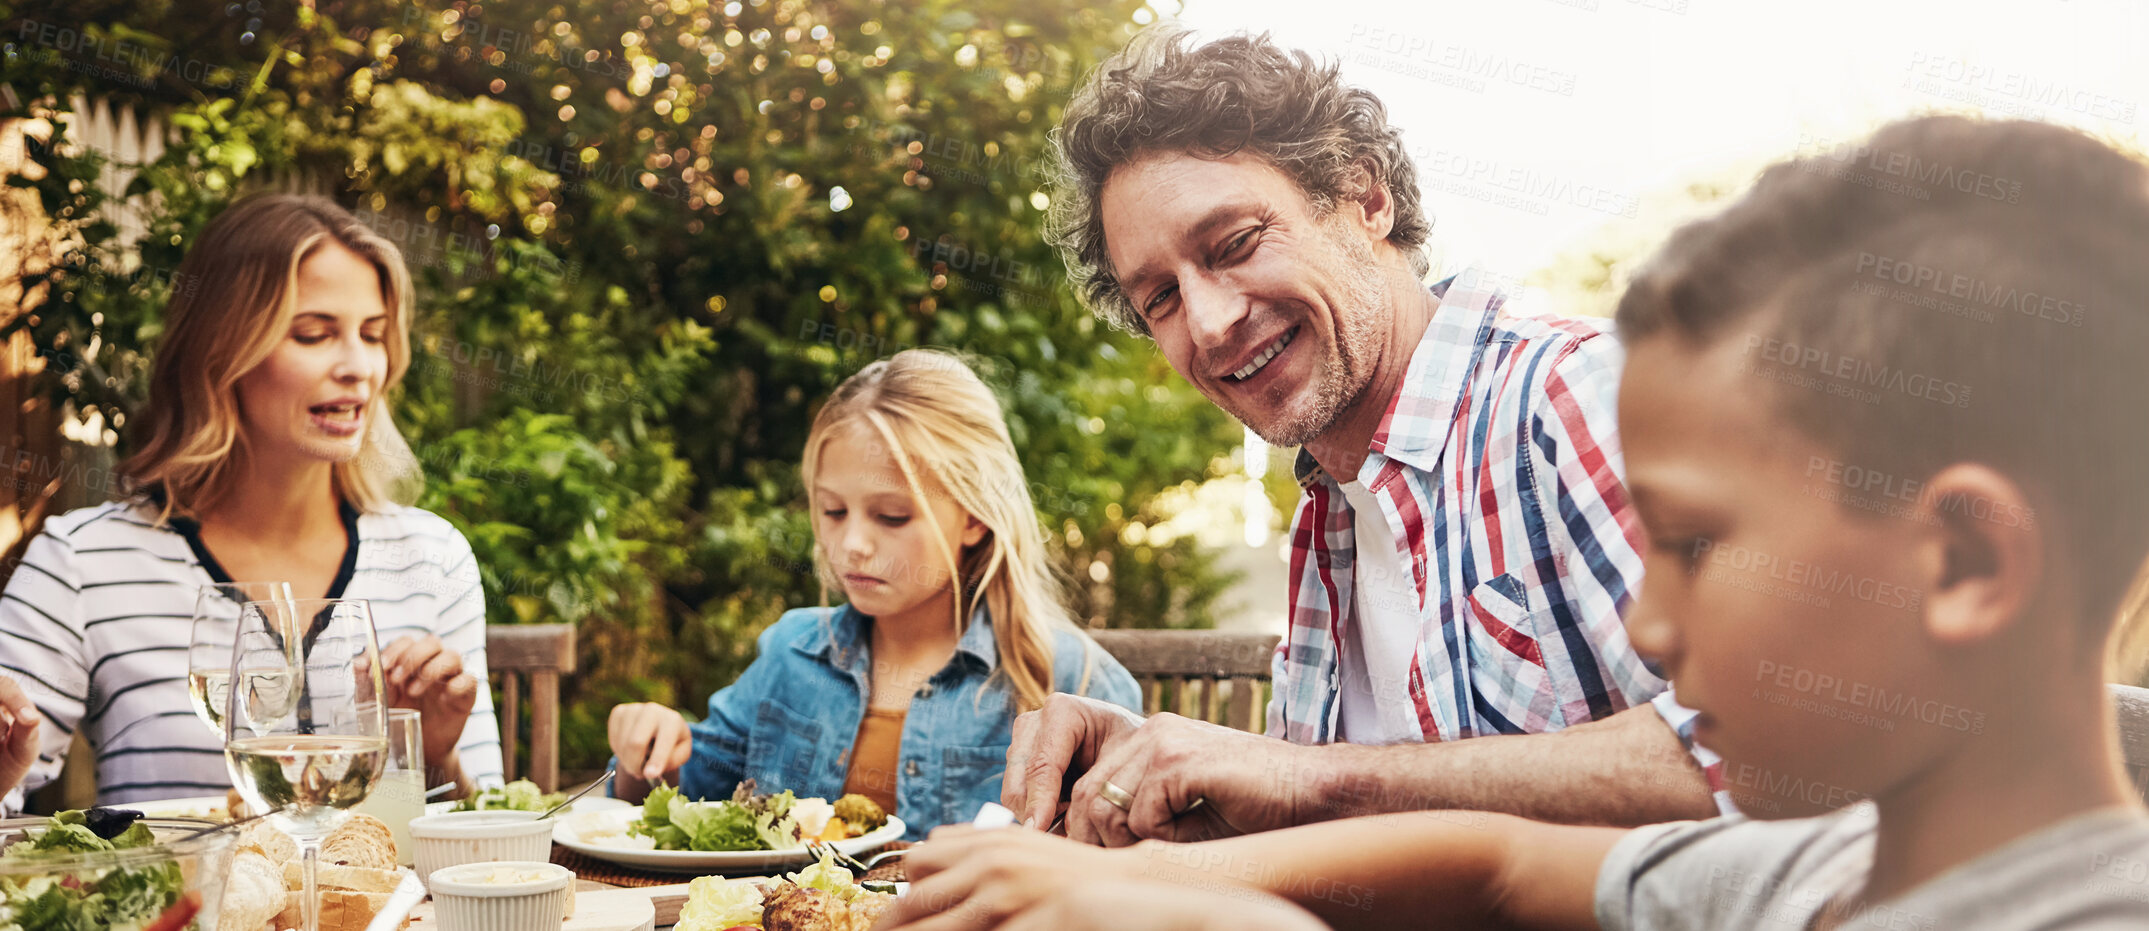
[1098,780,1136,812]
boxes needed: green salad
[0,809,195,931]
[630,783,801,852]
[453,779,567,812]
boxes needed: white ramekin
[428,860,573,931]
[407,811,555,888]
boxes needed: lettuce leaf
[628,784,769,852]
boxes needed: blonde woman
[608,349,1140,837]
[0,193,502,811]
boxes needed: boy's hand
[0,677,39,794]
[877,825,1142,928]
[609,703,692,790]
[881,826,1325,931]
[380,634,479,766]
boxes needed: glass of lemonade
[224,597,388,931]
[353,708,424,866]
[187,582,294,736]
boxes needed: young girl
[609,349,1140,837]
[0,194,500,811]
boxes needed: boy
[882,114,2149,929]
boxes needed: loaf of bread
[229,813,409,931]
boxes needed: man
[1007,28,1727,846]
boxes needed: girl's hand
[608,703,693,798]
[0,677,40,794]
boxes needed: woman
[0,193,502,811]
[607,350,1141,838]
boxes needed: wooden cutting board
[407,883,683,931]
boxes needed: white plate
[423,796,633,817]
[117,796,231,820]
[553,806,906,874]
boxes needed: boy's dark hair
[1618,115,2149,626]
[1046,26,1431,334]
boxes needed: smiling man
[1001,28,1727,845]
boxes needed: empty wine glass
[225,598,388,931]
[187,582,294,736]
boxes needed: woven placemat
[552,840,915,888]
[551,847,695,888]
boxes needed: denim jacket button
[905,759,919,777]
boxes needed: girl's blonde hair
[121,193,421,518]
[801,349,1091,712]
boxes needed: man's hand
[608,703,692,802]
[1062,711,1315,847]
[0,677,40,794]
[1001,693,1145,830]
[878,826,1325,931]
[380,634,479,768]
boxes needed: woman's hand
[0,677,40,794]
[608,702,693,802]
[380,634,479,768]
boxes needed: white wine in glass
[225,597,388,931]
[188,582,295,735]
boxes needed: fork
[804,838,875,877]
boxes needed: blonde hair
[801,349,1092,712]
[121,194,421,518]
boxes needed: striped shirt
[1267,269,1724,797]
[0,499,504,811]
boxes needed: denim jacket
[675,604,1142,839]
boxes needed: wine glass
[187,582,294,736]
[225,598,388,931]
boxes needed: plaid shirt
[1267,269,1723,793]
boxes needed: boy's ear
[1919,464,2042,647]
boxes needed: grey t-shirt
[1596,802,2149,930]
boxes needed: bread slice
[215,850,284,931]
[280,862,405,894]
[320,814,397,870]
[274,890,405,931]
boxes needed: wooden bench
[487,623,577,792]
[1087,629,1279,733]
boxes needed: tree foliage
[3,0,1241,772]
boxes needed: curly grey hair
[1044,26,1432,334]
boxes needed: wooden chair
[1087,629,1279,733]
[487,623,577,792]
